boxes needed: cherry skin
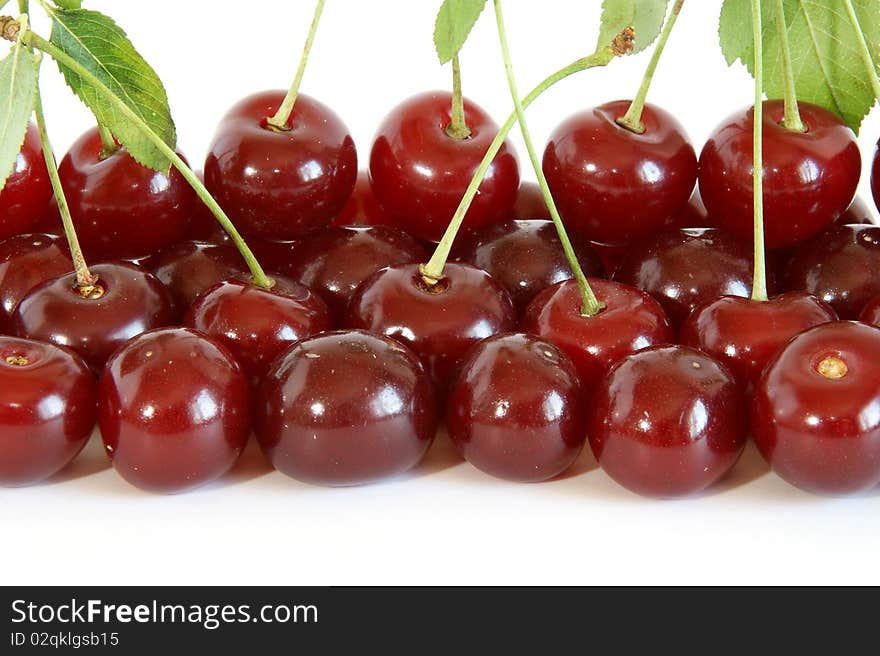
[680,293,838,393]
[784,224,880,319]
[283,226,428,321]
[332,170,393,227]
[542,100,697,245]
[99,327,250,493]
[345,263,516,388]
[13,262,175,371]
[453,219,605,313]
[369,91,520,243]
[699,101,861,249]
[255,330,438,486]
[205,90,357,240]
[185,276,333,384]
[0,122,53,242]
[752,321,880,495]
[510,181,551,220]
[0,337,96,487]
[860,295,880,326]
[446,333,586,483]
[589,345,747,498]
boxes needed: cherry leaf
[0,42,38,193]
[53,1,83,9]
[434,0,487,64]
[597,0,669,54]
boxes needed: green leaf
[53,0,84,8]
[597,0,669,54]
[0,43,38,193]
[46,7,176,170]
[434,0,487,64]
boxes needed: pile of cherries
[2,88,880,498]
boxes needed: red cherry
[185,276,333,383]
[699,101,861,249]
[752,321,880,495]
[332,170,393,227]
[837,196,876,226]
[369,91,519,243]
[453,219,605,313]
[680,293,837,392]
[205,90,357,240]
[99,327,250,493]
[13,262,175,371]
[0,337,96,487]
[0,123,53,241]
[520,279,673,393]
[860,295,880,326]
[510,181,551,220]
[345,263,516,387]
[148,240,247,312]
[446,333,586,482]
[542,100,697,245]
[256,330,437,486]
[589,345,747,498]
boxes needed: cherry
[185,276,333,383]
[255,330,437,486]
[453,219,605,313]
[345,263,516,388]
[369,91,519,243]
[283,226,428,321]
[510,181,550,220]
[446,333,586,482]
[0,337,96,487]
[205,90,357,240]
[99,327,250,493]
[860,295,880,326]
[613,227,759,329]
[587,241,628,276]
[784,224,880,319]
[13,262,175,371]
[588,345,746,498]
[520,279,673,393]
[752,321,880,495]
[0,233,71,334]
[0,122,53,242]
[542,100,697,245]
[680,293,837,392]
[699,101,861,249]
[837,196,876,226]
[332,170,392,227]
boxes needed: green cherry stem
[751,0,768,302]
[266,0,326,131]
[617,0,684,134]
[773,0,805,132]
[843,0,880,102]
[493,0,602,316]
[97,122,119,159]
[446,53,472,139]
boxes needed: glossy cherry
[699,101,861,249]
[333,170,392,227]
[205,90,357,240]
[99,327,250,493]
[256,330,437,486]
[510,181,550,220]
[0,337,96,487]
[589,345,746,498]
[859,295,880,326]
[369,91,519,243]
[148,240,247,312]
[446,333,586,482]
[0,122,53,242]
[542,100,697,245]
[13,262,175,371]
[752,321,880,495]
[345,263,516,387]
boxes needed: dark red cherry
[369,91,520,243]
[148,240,247,312]
[587,240,628,276]
[447,333,586,482]
[333,170,393,227]
[205,90,357,240]
[256,330,437,486]
[520,279,673,393]
[0,233,71,334]
[185,276,332,383]
[510,181,550,220]
[453,219,605,313]
[860,295,880,326]
[0,337,96,487]
[345,263,516,387]
[784,224,880,319]
[542,100,697,245]
[699,101,861,249]
[613,227,759,329]
[13,262,175,371]
[0,123,53,242]
[680,293,837,392]
[99,327,250,493]
[589,345,747,498]
[752,321,880,495]
[837,196,876,226]
[283,226,428,321]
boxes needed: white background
[3,0,880,586]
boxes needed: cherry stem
[265,0,326,131]
[772,0,805,133]
[843,0,880,102]
[617,0,684,134]
[97,122,119,159]
[751,0,768,303]
[446,53,472,139]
